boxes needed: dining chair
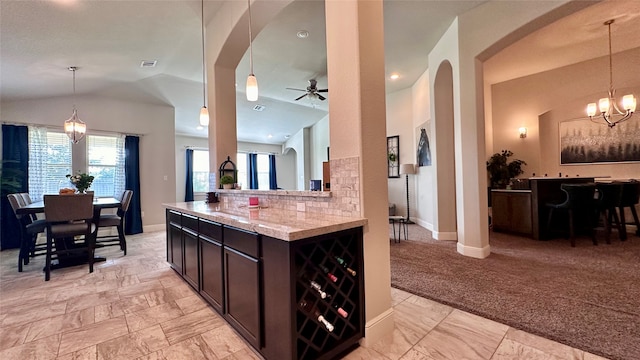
[545,183,598,247]
[18,193,48,260]
[43,194,96,281]
[96,190,133,255]
[7,193,47,272]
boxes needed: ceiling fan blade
[317,94,326,101]
[286,87,307,92]
[317,89,328,93]
[295,93,308,101]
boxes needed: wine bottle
[318,264,338,283]
[301,272,330,299]
[333,255,357,276]
[333,303,348,318]
[299,298,334,332]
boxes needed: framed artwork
[387,135,399,178]
[559,118,640,164]
[416,121,432,166]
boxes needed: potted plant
[486,150,526,189]
[220,175,235,189]
[66,172,94,193]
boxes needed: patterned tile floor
[0,230,609,359]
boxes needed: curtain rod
[1,122,144,137]
[185,146,209,150]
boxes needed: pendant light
[64,66,86,144]
[246,0,258,101]
[199,0,209,126]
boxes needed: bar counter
[163,201,367,241]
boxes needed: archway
[432,61,457,241]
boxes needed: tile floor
[0,230,609,360]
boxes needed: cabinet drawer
[224,226,260,258]
[182,214,199,232]
[200,219,222,241]
[168,210,181,226]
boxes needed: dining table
[16,196,121,270]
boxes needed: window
[236,153,247,189]
[87,135,125,197]
[45,132,73,194]
[29,129,73,200]
[236,152,269,190]
[192,149,209,192]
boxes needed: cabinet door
[169,223,183,274]
[224,247,261,349]
[183,228,199,290]
[200,235,224,312]
[491,193,511,230]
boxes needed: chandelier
[586,19,636,127]
[64,66,87,144]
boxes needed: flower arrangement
[66,172,94,193]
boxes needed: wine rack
[293,228,364,360]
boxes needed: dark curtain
[1,125,29,250]
[248,153,259,189]
[124,136,143,234]
[269,154,278,190]
[185,149,194,202]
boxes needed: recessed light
[296,30,309,39]
[268,134,273,138]
[389,73,400,80]
[197,126,204,130]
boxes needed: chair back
[619,181,640,207]
[44,194,94,223]
[7,193,27,220]
[595,183,623,209]
[119,190,133,215]
[561,183,596,209]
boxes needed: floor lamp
[399,164,416,224]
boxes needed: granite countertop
[163,202,367,241]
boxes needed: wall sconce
[518,127,527,138]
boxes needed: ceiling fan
[286,79,328,101]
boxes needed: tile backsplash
[216,156,361,217]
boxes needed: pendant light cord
[248,0,254,76]
[71,67,77,111]
[607,20,614,97]
[201,0,206,106]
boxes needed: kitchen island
[163,202,367,360]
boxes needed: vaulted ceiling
[2,0,638,144]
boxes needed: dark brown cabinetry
[491,190,533,235]
[167,211,183,275]
[199,219,223,313]
[165,209,364,360]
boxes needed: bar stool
[546,183,598,247]
[594,183,623,244]
[617,181,640,240]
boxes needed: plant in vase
[486,150,526,189]
[220,175,235,189]
[66,172,94,193]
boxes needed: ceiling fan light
[586,103,597,117]
[598,97,610,114]
[199,106,209,126]
[622,94,636,112]
[246,74,258,101]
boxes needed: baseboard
[456,241,490,259]
[432,230,457,241]
[144,224,165,233]
[360,307,395,347]
[414,218,432,231]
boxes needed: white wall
[491,47,640,180]
[411,70,433,228]
[309,115,330,181]
[284,127,310,190]
[386,88,415,220]
[1,95,176,229]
